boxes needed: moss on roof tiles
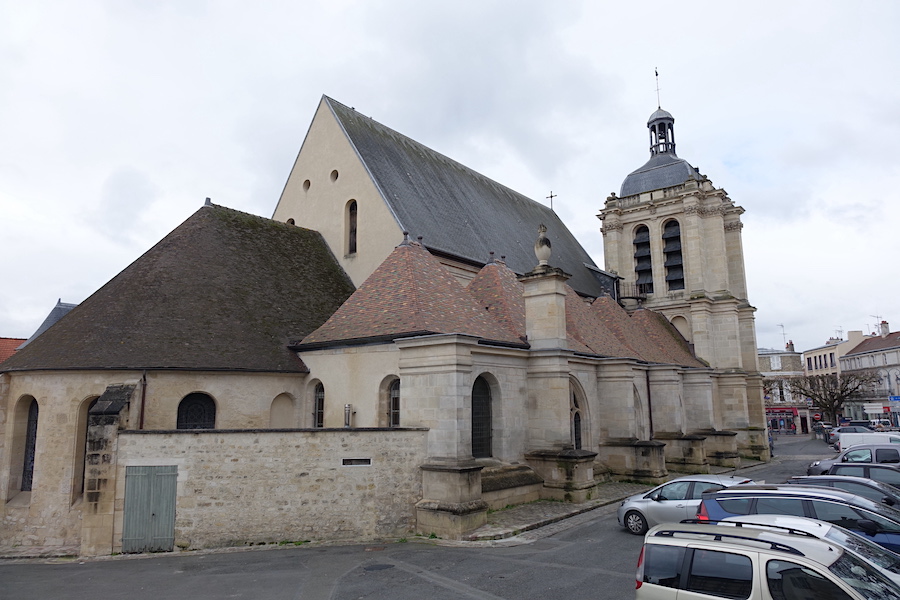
[1,204,355,373]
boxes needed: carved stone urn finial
[534,224,551,266]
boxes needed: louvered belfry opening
[663,219,685,291]
[633,225,653,295]
[471,376,492,459]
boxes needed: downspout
[139,371,147,430]
[646,368,654,439]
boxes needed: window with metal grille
[22,399,38,491]
[389,379,400,427]
[314,383,325,428]
[472,377,492,458]
[571,390,582,450]
[633,225,653,294]
[176,393,216,430]
[663,220,684,291]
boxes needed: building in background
[758,341,809,433]
[840,321,900,424]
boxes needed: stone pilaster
[518,265,570,350]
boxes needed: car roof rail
[651,527,807,556]
[679,519,819,539]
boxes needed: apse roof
[1,204,356,373]
[323,96,611,298]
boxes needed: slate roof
[323,96,612,298]
[17,300,77,349]
[845,331,900,356]
[295,238,526,349]
[0,338,26,364]
[0,204,356,373]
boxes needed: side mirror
[858,519,880,536]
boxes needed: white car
[721,514,900,586]
[617,474,754,535]
[636,522,900,599]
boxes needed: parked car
[616,474,755,535]
[720,514,900,587]
[829,463,900,490]
[829,425,874,446]
[836,432,900,452]
[808,444,900,475]
[635,521,900,599]
[786,475,900,506]
[696,484,900,552]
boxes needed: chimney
[785,340,795,352]
[881,321,890,338]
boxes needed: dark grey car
[828,463,900,490]
[807,444,900,475]
[786,474,900,506]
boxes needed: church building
[0,96,768,556]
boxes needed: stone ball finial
[534,224,551,266]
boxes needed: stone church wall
[113,428,428,552]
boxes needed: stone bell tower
[598,106,768,458]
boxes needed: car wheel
[624,510,648,535]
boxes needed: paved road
[0,435,836,600]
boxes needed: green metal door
[122,465,177,553]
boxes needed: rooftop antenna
[655,68,661,108]
[546,190,557,210]
[777,323,787,346]
[835,327,844,339]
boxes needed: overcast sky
[2,1,898,354]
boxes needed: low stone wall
[113,428,428,553]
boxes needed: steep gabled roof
[630,309,707,368]
[17,300,77,349]
[1,204,355,373]
[465,259,526,342]
[323,96,611,298]
[565,287,638,358]
[295,239,526,349]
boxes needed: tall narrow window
[21,399,39,491]
[472,376,492,458]
[662,220,684,291]
[389,379,400,427]
[347,200,358,254]
[633,225,653,295]
[314,383,325,428]
[177,393,216,429]
[571,390,583,450]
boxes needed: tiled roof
[295,239,526,348]
[324,96,613,299]
[629,309,707,367]
[845,332,900,356]
[465,259,526,342]
[566,288,638,358]
[1,204,356,373]
[0,338,26,364]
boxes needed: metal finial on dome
[534,224,552,266]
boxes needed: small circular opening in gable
[303,179,311,191]
[330,170,339,182]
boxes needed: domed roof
[620,154,701,197]
[647,108,674,124]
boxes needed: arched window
[313,383,325,428]
[571,390,583,450]
[662,219,684,291]
[633,225,653,295]
[389,379,400,427]
[347,200,358,255]
[472,376,492,458]
[269,394,294,428]
[21,399,39,491]
[177,393,216,430]
[73,396,99,499]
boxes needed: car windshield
[825,525,900,574]
[828,550,900,598]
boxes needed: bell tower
[599,106,767,456]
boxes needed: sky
[1,0,898,354]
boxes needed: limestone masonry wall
[115,428,428,552]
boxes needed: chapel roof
[294,237,526,349]
[17,299,77,349]
[323,96,611,298]
[0,204,356,373]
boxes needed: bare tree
[784,371,880,424]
